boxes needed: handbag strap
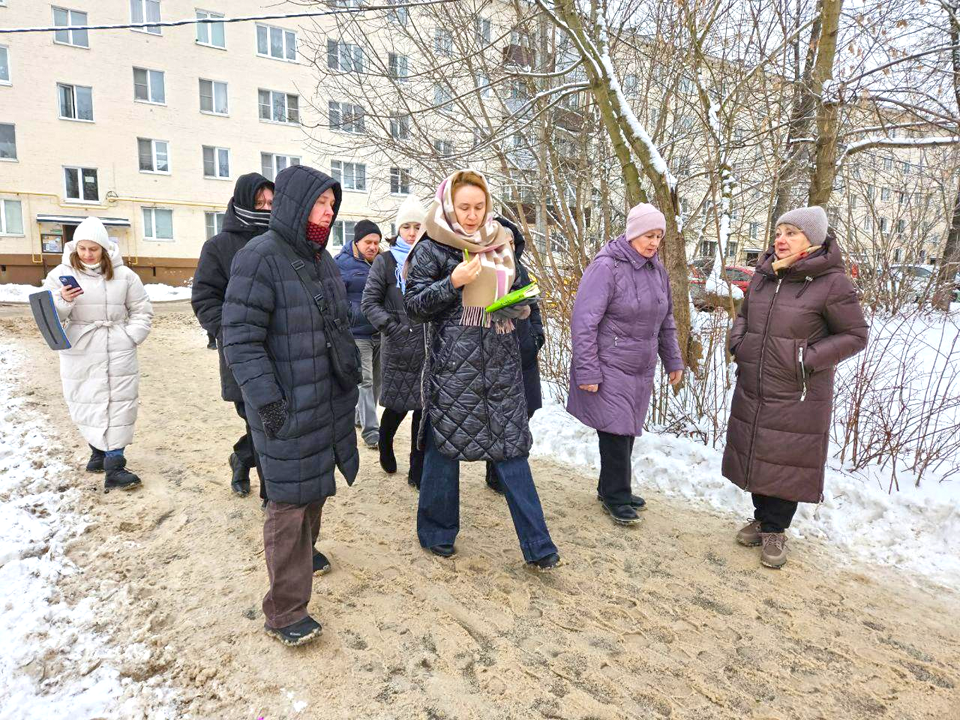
[275,240,345,333]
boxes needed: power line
[0,1,455,35]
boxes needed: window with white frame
[326,39,363,72]
[58,83,93,121]
[133,67,165,104]
[390,167,411,195]
[199,79,228,115]
[390,113,410,140]
[0,198,23,235]
[883,156,893,171]
[261,152,300,181]
[902,161,911,175]
[623,74,639,95]
[202,146,230,179]
[475,17,491,44]
[331,161,366,191]
[880,217,888,233]
[749,222,759,240]
[53,8,89,48]
[881,186,891,201]
[205,211,225,239]
[475,73,492,98]
[64,166,98,202]
[0,46,8,84]
[863,215,873,232]
[143,207,173,240]
[0,123,15,160]
[256,24,296,62]
[896,219,906,234]
[387,0,408,25]
[433,139,453,157]
[433,83,451,108]
[328,101,364,133]
[258,89,299,124]
[726,240,738,258]
[196,10,225,48]
[434,28,453,55]
[138,138,169,173]
[331,220,357,248]
[388,53,409,81]
[130,0,161,34]
[893,247,903,262]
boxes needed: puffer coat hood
[723,231,869,503]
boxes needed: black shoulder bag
[278,242,362,390]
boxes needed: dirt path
[2,304,958,719]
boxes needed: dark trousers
[485,409,535,487]
[417,420,557,563]
[752,493,798,533]
[379,408,423,463]
[262,499,324,629]
[597,430,635,506]
[234,402,266,500]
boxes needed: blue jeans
[417,421,558,563]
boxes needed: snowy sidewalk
[0,284,191,304]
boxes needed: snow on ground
[530,396,960,589]
[0,283,191,303]
[0,345,178,719]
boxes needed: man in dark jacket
[191,172,274,499]
[335,220,382,449]
[222,165,360,647]
[485,216,545,494]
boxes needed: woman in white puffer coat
[43,217,154,491]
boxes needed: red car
[724,265,755,294]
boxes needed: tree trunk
[933,0,960,310]
[807,0,844,207]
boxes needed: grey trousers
[355,336,381,446]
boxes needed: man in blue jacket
[336,220,382,449]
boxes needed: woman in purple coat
[567,203,684,526]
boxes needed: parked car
[688,262,744,310]
[724,265,755,294]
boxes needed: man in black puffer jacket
[192,172,274,499]
[222,165,360,647]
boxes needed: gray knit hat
[775,206,828,246]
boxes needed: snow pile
[0,346,178,718]
[0,283,191,303]
[530,400,960,589]
[704,275,743,299]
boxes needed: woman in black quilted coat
[361,195,427,488]
[404,170,559,570]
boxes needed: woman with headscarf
[404,170,560,570]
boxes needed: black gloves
[535,332,546,351]
[258,398,288,439]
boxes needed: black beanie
[353,219,382,244]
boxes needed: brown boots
[736,520,788,569]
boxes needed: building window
[202,146,230,179]
[326,39,363,72]
[53,7,89,48]
[902,161,911,175]
[261,152,300,181]
[896,219,906,234]
[196,10,225,48]
[863,215,873,232]
[434,28,453,55]
[138,138,169,173]
[205,211,225,239]
[331,220,357,248]
[0,123,15,160]
[881,186,891,201]
[133,67,165,104]
[389,113,410,140]
[142,207,173,240]
[58,83,93,121]
[893,247,903,262]
[258,89,299,124]
[331,161,366,191]
[726,240,738,259]
[256,24,297,62]
[199,79,228,115]
[388,53,409,81]
[64,166,99,202]
[390,167,411,195]
[386,0,408,25]
[130,0,161,34]
[749,222,759,240]
[0,46,8,84]
[475,74,493,99]
[433,139,453,158]
[328,101,365,133]
[433,83,451,108]
[475,17,491,44]
[0,198,23,236]
[883,156,893,171]
[880,217,888,233]
[866,184,875,199]
[623,74,639,95]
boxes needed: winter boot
[313,550,332,576]
[602,501,640,526]
[264,616,322,647]
[428,544,456,558]
[229,452,251,497]
[736,520,762,547]
[379,438,397,474]
[103,455,142,492]
[596,492,645,510]
[759,532,788,569]
[528,553,561,571]
[407,452,423,490]
[485,462,505,495]
[86,445,105,473]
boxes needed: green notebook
[485,282,540,313]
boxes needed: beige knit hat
[395,195,426,228]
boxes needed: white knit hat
[73,216,111,250]
[395,195,425,228]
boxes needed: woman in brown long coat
[723,206,868,569]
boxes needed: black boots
[601,501,640,526]
[104,455,141,492]
[86,445,105,473]
[229,452,251,497]
[379,438,398,474]
[484,462,504,495]
[407,451,423,490]
[264,616,322,647]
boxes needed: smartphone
[60,276,83,292]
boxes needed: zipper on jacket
[798,345,808,401]
[614,335,619,347]
[797,276,814,298]
[745,278,782,491]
